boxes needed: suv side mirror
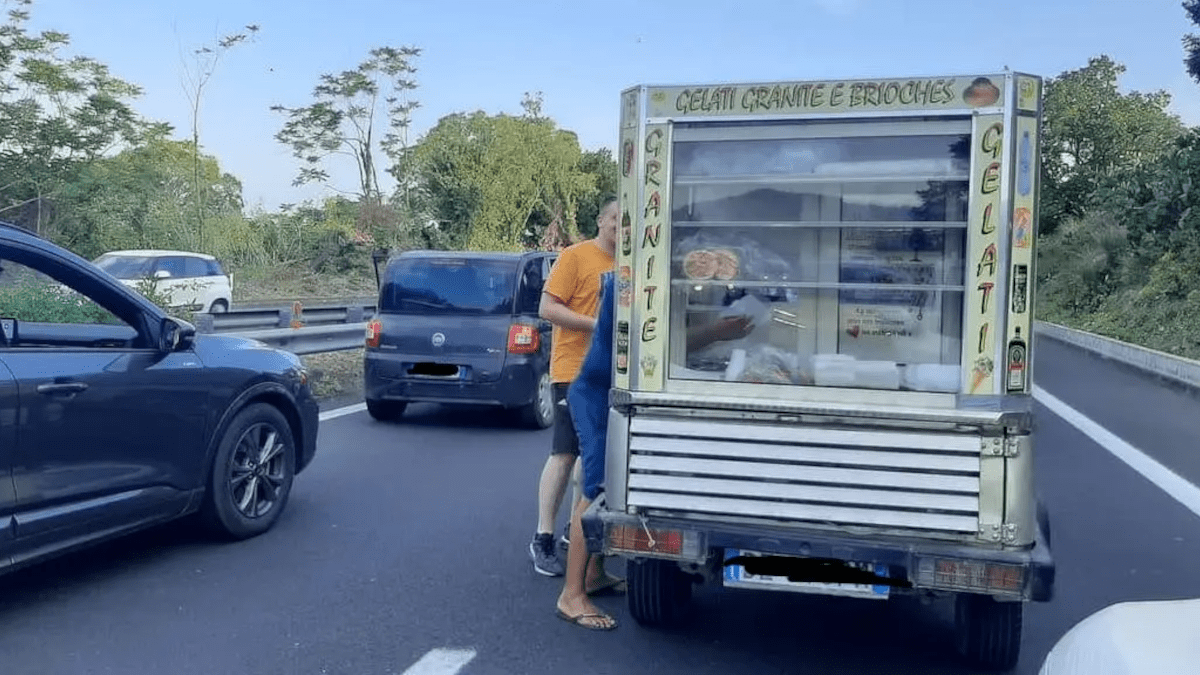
[154,269,171,279]
[159,317,196,352]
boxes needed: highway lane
[0,340,1198,674]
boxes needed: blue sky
[22,0,1200,213]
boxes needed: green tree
[55,135,244,259]
[178,23,258,248]
[412,98,597,252]
[1040,55,1183,235]
[573,147,618,239]
[1184,1,1200,84]
[0,0,161,234]
[271,46,421,206]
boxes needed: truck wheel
[627,557,692,627]
[953,593,1023,671]
[367,399,407,422]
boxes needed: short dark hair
[599,194,618,211]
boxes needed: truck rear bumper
[583,496,1055,603]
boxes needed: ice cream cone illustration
[970,356,994,393]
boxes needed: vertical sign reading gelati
[964,114,1005,395]
[636,122,669,391]
[1005,112,1039,394]
[614,88,640,390]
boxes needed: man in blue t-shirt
[554,270,622,630]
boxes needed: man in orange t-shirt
[528,196,618,577]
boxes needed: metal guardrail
[1034,320,1200,391]
[200,300,1200,385]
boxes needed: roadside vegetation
[4,0,1200,400]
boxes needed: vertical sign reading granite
[636,123,670,391]
[614,88,639,391]
[964,114,1005,395]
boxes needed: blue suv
[0,222,320,578]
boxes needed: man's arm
[540,291,597,333]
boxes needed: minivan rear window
[381,257,517,314]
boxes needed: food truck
[582,71,1054,671]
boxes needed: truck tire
[954,593,1023,671]
[627,557,692,627]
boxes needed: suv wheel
[210,299,229,313]
[519,371,555,429]
[201,403,295,540]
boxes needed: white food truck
[582,71,1054,671]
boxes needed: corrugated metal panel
[626,414,982,537]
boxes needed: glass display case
[614,72,1042,404]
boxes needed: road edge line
[319,402,366,422]
[1033,385,1200,520]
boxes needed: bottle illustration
[616,320,630,374]
[620,208,632,256]
[1018,130,1032,196]
[1011,264,1029,314]
[1007,327,1027,392]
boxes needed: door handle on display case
[37,382,89,396]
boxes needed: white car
[93,249,233,313]
[1038,598,1200,675]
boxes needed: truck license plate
[722,549,891,600]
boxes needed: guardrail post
[347,305,364,323]
[195,313,215,334]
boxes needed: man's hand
[540,292,597,333]
[688,314,754,352]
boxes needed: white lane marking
[400,648,477,675]
[319,402,366,422]
[1034,385,1200,520]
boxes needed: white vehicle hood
[1039,598,1200,675]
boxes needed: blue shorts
[568,378,608,501]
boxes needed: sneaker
[529,533,564,576]
[560,523,571,547]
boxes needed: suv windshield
[381,257,517,315]
[93,254,156,279]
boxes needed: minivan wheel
[367,398,407,422]
[210,299,228,313]
[201,403,295,540]
[519,371,555,429]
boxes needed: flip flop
[586,577,627,596]
[556,608,618,631]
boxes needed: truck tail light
[365,319,382,348]
[915,557,1025,596]
[508,324,538,354]
[606,524,702,560]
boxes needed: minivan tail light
[365,319,382,348]
[508,324,538,354]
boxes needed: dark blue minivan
[363,250,558,428]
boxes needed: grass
[300,348,365,401]
[230,261,378,302]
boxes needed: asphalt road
[2,338,1200,674]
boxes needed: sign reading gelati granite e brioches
[649,75,1006,117]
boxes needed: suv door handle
[37,382,89,396]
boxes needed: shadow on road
[371,402,554,431]
[0,521,234,617]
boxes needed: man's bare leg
[536,453,576,534]
[556,496,617,629]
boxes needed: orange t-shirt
[544,240,615,383]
